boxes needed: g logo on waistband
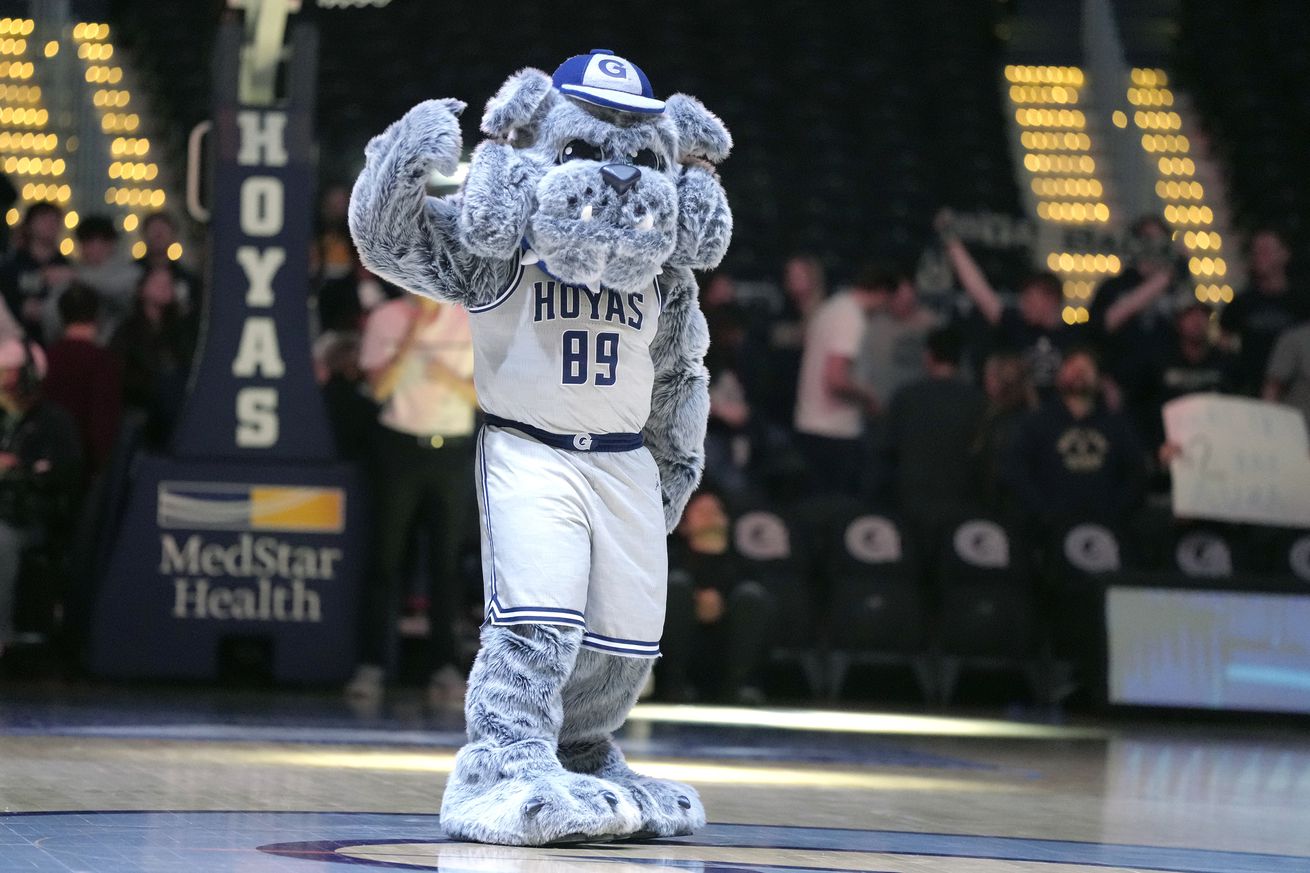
[573,433,594,450]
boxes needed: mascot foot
[562,739,706,838]
[441,739,643,846]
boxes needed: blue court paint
[2,812,1307,873]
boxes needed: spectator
[937,209,1078,399]
[135,212,201,316]
[0,202,73,344]
[316,254,392,337]
[0,338,81,658]
[311,183,356,284]
[109,267,198,444]
[661,489,773,704]
[317,332,376,463]
[1006,348,1147,534]
[704,301,757,498]
[347,295,477,705]
[1144,302,1236,439]
[1222,228,1305,394]
[887,328,986,539]
[0,288,19,345]
[43,285,123,481]
[793,265,893,494]
[765,254,825,426]
[857,273,938,407]
[70,215,139,340]
[971,351,1036,517]
[1089,215,1186,407]
[855,271,938,500]
[1264,320,1310,429]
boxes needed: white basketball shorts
[474,423,667,657]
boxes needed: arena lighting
[201,748,1021,792]
[627,704,1108,739]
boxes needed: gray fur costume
[349,61,731,846]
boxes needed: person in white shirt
[793,266,899,494]
[348,295,477,705]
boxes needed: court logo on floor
[259,820,1299,872]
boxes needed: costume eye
[559,140,603,163]
[632,148,664,171]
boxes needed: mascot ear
[666,94,732,164]
[481,68,558,145]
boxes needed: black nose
[600,163,640,195]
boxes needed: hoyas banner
[90,457,362,681]
[170,23,333,461]
[91,21,362,682]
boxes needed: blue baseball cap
[552,49,665,114]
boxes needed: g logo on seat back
[953,520,1010,569]
[1288,536,1310,582]
[844,516,902,564]
[1175,532,1232,578]
[734,511,791,561]
[1063,524,1121,574]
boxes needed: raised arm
[937,211,1003,325]
[349,99,510,307]
[1098,268,1173,334]
[644,266,711,533]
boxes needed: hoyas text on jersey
[533,281,648,330]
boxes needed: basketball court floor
[1,685,1307,872]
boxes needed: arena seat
[935,514,1042,704]
[822,506,932,702]
[1042,521,1131,705]
[729,502,823,696]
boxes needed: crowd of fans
[1,183,1306,706]
[698,215,1307,523]
[0,200,199,663]
[662,214,1307,702]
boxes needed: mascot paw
[396,98,466,178]
[561,740,706,838]
[669,165,732,270]
[441,743,643,846]
[613,772,707,839]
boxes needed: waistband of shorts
[482,413,644,453]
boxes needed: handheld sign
[1163,394,1310,527]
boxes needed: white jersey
[468,252,663,435]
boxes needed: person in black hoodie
[1006,347,1146,535]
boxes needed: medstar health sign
[90,9,362,682]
